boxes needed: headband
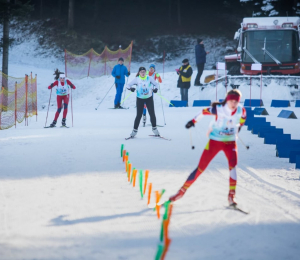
[226,94,240,102]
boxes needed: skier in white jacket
[127,66,160,138]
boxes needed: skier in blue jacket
[112,57,130,108]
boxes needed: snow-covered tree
[240,0,299,17]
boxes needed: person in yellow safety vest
[176,58,193,107]
[142,64,162,127]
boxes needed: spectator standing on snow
[126,67,160,138]
[112,57,130,109]
[177,58,193,106]
[194,39,209,86]
[47,69,76,128]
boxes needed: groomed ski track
[0,105,299,259]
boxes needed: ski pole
[122,77,129,106]
[45,88,52,127]
[71,88,73,127]
[120,91,133,105]
[237,135,249,150]
[95,83,115,110]
[156,93,174,107]
[189,129,195,149]
[158,83,166,125]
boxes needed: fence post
[0,87,3,130]
[250,76,252,107]
[128,41,133,72]
[216,66,218,100]
[64,49,67,77]
[163,50,165,79]
[104,46,107,75]
[25,74,28,126]
[15,82,17,128]
[225,63,227,92]
[31,72,33,121]
[260,69,262,107]
[35,74,38,121]
[88,49,93,77]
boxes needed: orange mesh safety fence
[65,41,133,79]
[0,71,37,130]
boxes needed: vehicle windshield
[242,30,299,63]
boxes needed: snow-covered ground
[1,59,300,259]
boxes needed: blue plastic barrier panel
[276,140,300,151]
[296,155,300,169]
[244,99,264,107]
[193,100,211,107]
[271,100,291,108]
[169,100,187,107]
[251,123,272,133]
[296,100,300,108]
[289,151,300,163]
[246,117,267,128]
[277,110,297,119]
[258,128,283,138]
[264,133,290,145]
[253,107,269,115]
[277,147,300,158]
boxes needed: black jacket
[177,63,193,89]
[195,44,207,64]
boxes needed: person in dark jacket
[177,58,193,106]
[111,57,130,108]
[194,39,209,86]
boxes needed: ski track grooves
[237,167,300,222]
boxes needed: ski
[148,199,169,209]
[108,107,129,110]
[60,126,70,128]
[44,126,56,128]
[125,136,134,140]
[146,124,164,127]
[149,135,171,141]
[226,205,249,215]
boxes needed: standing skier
[112,57,130,109]
[47,70,76,127]
[127,67,160,138]
[169,89,247,206]
[142,64,162,126]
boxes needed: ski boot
[228,191,237,206]
[143,114,146,127]
[49,120,57,128]
[152,127,160,136]
[62,118,67,127]
[114,103,119,109]
[130,129,138,138]
[169,187,187,202]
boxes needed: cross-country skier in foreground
[142,64,162,126]
[169,89,247,206]
[47,69,76,127]
[127,67,160,138]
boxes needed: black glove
[70,84,75,89]
[130,87,135,92]
[128,71,130,76]
[185,120,195,129]
[153,88,158,93]
[116,76,121,79]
